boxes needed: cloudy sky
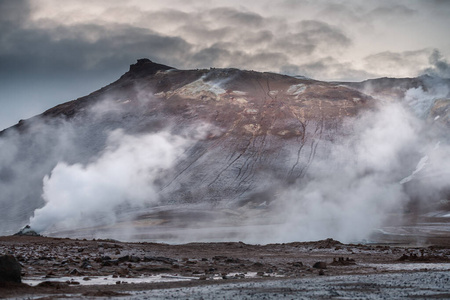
[1,0,449,130]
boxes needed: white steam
[264,87,450,243]
[29,129,190,232]
[404,84,448,118]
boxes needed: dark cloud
[298,57,374,81]
[0,22,192,77]
[241,30,274,48]
[367,4,417,19]
[0,0,30,26]
[297,20,351,48]
[278,0,313,10]
[365,50,426,64]
[191,45,231,68]
[0,1,194,128]
[280,64,301,76]
[190,44,289,71]
[0,0,449,128]
[207,7,264,28]
[0,3,348,81]
[269,20,351,58]
[316,3,365,25]
[273,36,316,57]
[177,24,234,43]
[421,0,450,8]
[363,49,431,77]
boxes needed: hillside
[1,59,449,243]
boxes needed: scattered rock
[0,255,22,283]
[69,268,81,275]
[313,262,327,269]
[225,258,241,264]
[118,255,130,262]
[38,281,68,288]
[129,256,141,263]
[292,262,303,267]
[80,260,92,269]
[143,256,177,264]
[102,259,119,266]
[330,257,356,266]
[83,291,131,297]
[134,266,173,273]
[213,256,227,260]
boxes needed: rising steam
[29,129,191,232]
[270,102,422,243]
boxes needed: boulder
[312,261,327,269]
[0,255,22,283]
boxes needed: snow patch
[167,78,226,101]
[287,84,306,98]
[231,90,247,96]
[269,90,279,96]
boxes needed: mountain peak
[125,58,175,78]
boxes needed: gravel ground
[1,235,450,299]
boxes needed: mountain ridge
[1,59,449,242]
[4,59,450,136]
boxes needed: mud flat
[1,235,450,299]
[129,271,450,299]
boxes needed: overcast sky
[1,0,450,130]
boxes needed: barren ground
[1,235,450,299]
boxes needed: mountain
[1,59,449,243]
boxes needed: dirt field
[1,235,450,299]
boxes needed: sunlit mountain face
[1,59,450,244]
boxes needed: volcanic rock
[330,257,356,266]
[0,255,22,283]
[13,225,40,237]
[125,58,175,78]
[312,261,327,269]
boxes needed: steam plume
[29,129,191,232]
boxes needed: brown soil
[1,235,450,298]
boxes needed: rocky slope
[0,59,449,242]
